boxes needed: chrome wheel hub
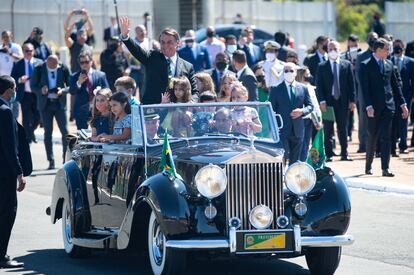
[151,220,164,265]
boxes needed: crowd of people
[0,10,413,174]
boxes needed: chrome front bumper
[166,225,354,253]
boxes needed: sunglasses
[284,69,294,73]
[24,49,33,53]
[79,60,90,64]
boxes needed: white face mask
[328,50,339,60]
[349,47,358,59]
[227,44,237,54]
[284,72,296,83]
[265,52,276,62]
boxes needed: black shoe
[326,157,333,162]
[0,258,24,268]
[365,168,373,175]
[48,160,55,170]
[340,156,353,161]
[357,148,366,153]
[400,149,408,154]
[32,137,37,144]
[391,152,399,157]
[332,152,339,156]
[382,169,395,177]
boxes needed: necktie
[396,58,401,72]
[28,61,33,77]
[167,58,173,78]
[333,61,340,100]
[51,71,55,79]
[322,55,326,62]
[87,75,93,102]
[289,84,295,105]
[218,71,223,87]
[378,59,384,74]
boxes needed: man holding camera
[69,51,109,130]
[24,27,51,61]
[31,55,70,169]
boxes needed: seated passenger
[145,112,161,144]
[161,77,193,137]
[114,76,140,106]
[230,82,262,136]
[212,108,233,133]
[90,88,113,141]
[98,92,131,143]
[192,91,217,136]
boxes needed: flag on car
[160,131,181,179]
[306,127,326,170]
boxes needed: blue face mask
[10,91,17,103]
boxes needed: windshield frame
[137,102,280,147]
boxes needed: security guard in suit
[0,75,32,269]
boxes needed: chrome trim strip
[165,239,230,249]
[294,225,301,252]
[300,235,355,247]
[229,226,237,253]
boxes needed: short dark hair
[159,28,180,42]
[78,50,92,62]
[225,34,237,43]
[394,39,405,48]
[232,50,246,64]
[0,75,15,95]
[274,31,286,45]
[199,91,217,102]
[316,35,329,45]
[373,38,389,51]
[115,76,137,90]
[110,91,131,114]
[348,34,359,42]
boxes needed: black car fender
[286,168,351,236]
[117,172,191,250]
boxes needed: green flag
[306,128,326,170]
[159,132,181,179]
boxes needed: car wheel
[305,246,342,275]
[61,200,90,258]
[148,211,186,275]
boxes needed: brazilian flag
[306,128,326,170]
[160,132,181,179]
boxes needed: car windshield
[133,102,280,146]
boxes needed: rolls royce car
[46,102,353,275]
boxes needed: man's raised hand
[120,16,130,38]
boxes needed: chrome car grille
[225,162,284,230]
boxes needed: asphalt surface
[1,143,414,275]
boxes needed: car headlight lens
[195,164,227,199]
[249,205,273,230]
[285,162,316,195]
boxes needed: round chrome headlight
[195,164,227,199]
[249,205,273,230]
[284,162,316,195]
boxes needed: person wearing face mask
[100,36,130,91]
[205,52,235,93]
[178,30,211,72]
[390,39,414,155]
[31,54,71,169]
[224,34,238,66]
[303,35,329,85]
[262,40,285,88]
[269,63,313,165]
[200,26,226,65]
[316,40,356,162]
[0,75,32,269]
[354,32,379,153]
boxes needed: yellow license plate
[244,233,286,250]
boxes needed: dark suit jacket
[69,70,109,115]
[238,66,258,101]
[391,55,414,103]
[0,100,22,179]
[123,37,198,104]
[360,56,405,113]
[316,59,356,107]
[31,62,71,111]
[406,41,414,59]
[240,44,262,67]
[23,39,52,61]
[269,82,313,138]
[277,46,294,62]
[303,52,324,85]
[178,44,212,72]
[11,58,43,102]
[205,68,235,93]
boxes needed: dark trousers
[281,133,303,166]
[130,69,144,95]
[300,119,313,161]
[357,98,367,151]
[366,109,394,170]
[74,104,90,130]
[21,92,40,142]
[391,108,401,154]
[0,177,17,259]
[42,101,68,162]
[324,101,349,157]
[347,110,354,138]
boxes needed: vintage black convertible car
[47,102,353,275]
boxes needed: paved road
[2,143,414,275]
